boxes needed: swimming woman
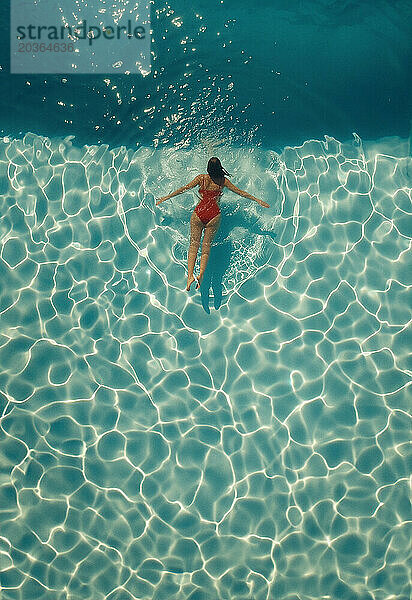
[156,157,270,290]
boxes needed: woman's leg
[187,211,204,290]
[197,213,221,288]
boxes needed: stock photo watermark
[10,0,151,74]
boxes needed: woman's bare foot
[186,274,195,291]
[196,273,203,289]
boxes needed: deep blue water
[0,2,411,600]
[1,0,411,149]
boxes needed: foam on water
[0,131,411,600]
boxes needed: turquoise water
[0,131,411,599]
[1,0,412,597]
[2,1,412,147]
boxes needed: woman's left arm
[156,175,201,205]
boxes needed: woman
[156,157,270,290]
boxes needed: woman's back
[199,174,225,192]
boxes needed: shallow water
[0,131,411,599]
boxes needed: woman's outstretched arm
[224,178,270,207]
[156,175,201,205]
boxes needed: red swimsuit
[195,178,222,225]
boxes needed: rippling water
[0,130,411,599]
[2,0,411,148]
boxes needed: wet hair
[207,157,231,185]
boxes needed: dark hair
[207,157,231,185]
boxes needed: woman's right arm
[224,178,269,207]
